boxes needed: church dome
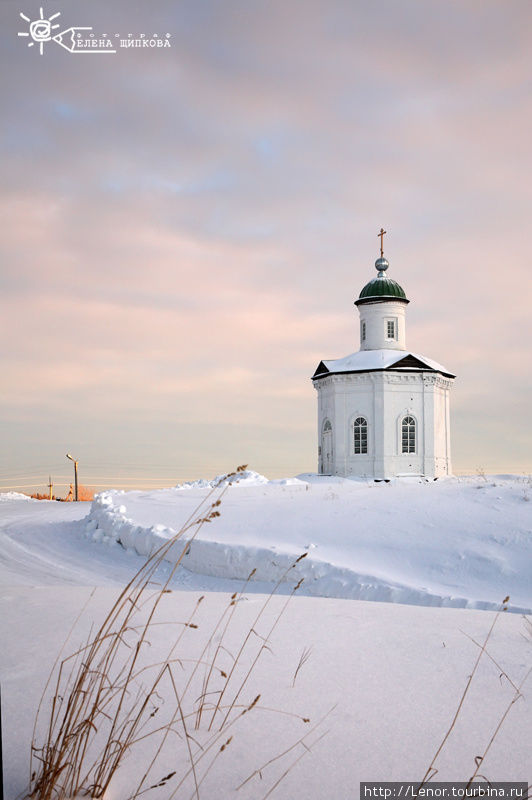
[358,276,407,300]
[355,256,409,305]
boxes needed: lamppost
[66,453,79,502]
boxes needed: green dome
[358,276,407,301]
[354,254,409,306]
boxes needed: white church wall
[358,300,407,351]
[317,380,336,474]
[340,375,375,477]
[433,378,453,476]
[314,371,453,479]
[382,374,425,477]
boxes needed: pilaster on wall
[445,387,452,475]
[371,373,386,480]
[422,374,436,476]
[333,386,347,476]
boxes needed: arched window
[353,416,368,454]
[323,419,332,432]
[401,416,416,453]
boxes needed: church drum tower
[312,230,455,480]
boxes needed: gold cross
[377,227,386,257]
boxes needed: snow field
[2,586,531,800]
[1,477,531,799]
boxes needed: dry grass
[63,485,95,502]
[291,647,312,688]
[27,466,322,800]
[420,596,532,791]
[29,486,95,501]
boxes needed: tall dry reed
[27,466,322,800]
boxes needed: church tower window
[401,416,416,453]
[386,319,396,340]
[361,321,366,341]
[354,417,368,454]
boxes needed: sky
[1,0,531,493]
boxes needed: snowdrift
[84,474,532,613]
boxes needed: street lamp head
[66,453,79,502]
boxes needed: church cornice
[312,372,454,392]
[312,368,455,385]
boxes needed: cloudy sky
[1,0,531,493]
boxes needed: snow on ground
[1,475,531,799]
[0,491,33,501]
[84,473,532,613]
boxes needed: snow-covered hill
[85,473,532,613]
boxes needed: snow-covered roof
[312,349,455,379]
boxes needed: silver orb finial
[375,256,389,277]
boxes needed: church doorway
[322,419,333,474]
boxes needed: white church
[312,230,455,480]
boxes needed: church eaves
[312,349,455,380]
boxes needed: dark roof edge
[355,296,410,307]
[312,366,456,381]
